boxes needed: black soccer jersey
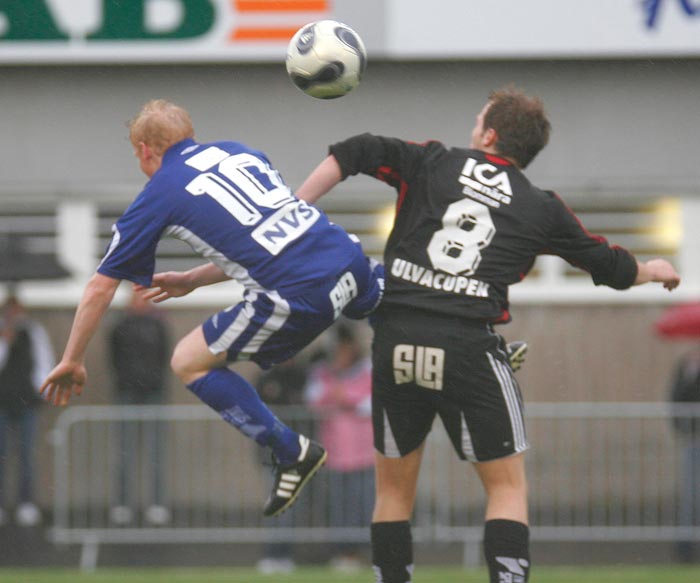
[330,133,638,323]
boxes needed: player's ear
[483,128,498,148]
[139,141,160,162]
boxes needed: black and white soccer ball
[286,20,366,99]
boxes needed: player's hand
[506,341,528,372]
[135,272,195,303]
[646,259,681,291]
[40,361,86,406]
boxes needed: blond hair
[128,99,194,155]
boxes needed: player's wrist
[182,269,201,288]
[60,356,83,368]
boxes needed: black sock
[371,521,413,583]
[483,519,530,583]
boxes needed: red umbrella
[654,302,700,339]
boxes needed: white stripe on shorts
[486,352,528,453]
[241,291,291,355]
[209,294,258,355]
[460,412,477,461]
[209,291,292,358]
[382,409,401,458]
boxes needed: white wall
[1,58,699,201]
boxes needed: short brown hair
[128,99,194,155]
[484,87,550,169]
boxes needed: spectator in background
[305,321,374,571]
[668,347,700,563]
[0,296,54,527]
[108,288,172,526]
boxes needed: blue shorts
[202,252,384,369]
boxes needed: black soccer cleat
[263,435,327,518]
[506,340,528,372]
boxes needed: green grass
[2,566,700,583]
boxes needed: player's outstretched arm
[138,263,231,303]
[296,155,343,204]
[634,259,681,290]
[40,273,120,406]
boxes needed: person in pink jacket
[305,321,374,570]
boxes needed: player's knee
[374,490,414,521]
[170,349,187,381]
[170,343,199,385]
[483,473,528,499]
[375,481,417,515]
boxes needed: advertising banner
[1,0,699,63]
[386,0,700,59]
[0,0,333,62]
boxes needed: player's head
[470,86,550,169]
[128,99,194,176]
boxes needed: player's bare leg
[474,453,531,583]
[171,325,326,518]
[170,325,228,384]
[371,444,425,583]
[373,444,425,522]
[474,452,528,523]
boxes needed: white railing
[49,402,700,570]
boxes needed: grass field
[2,566,700,583]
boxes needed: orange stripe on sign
[231,27,301,41]
[235,1,328,12]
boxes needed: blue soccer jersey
[98,138,359,295]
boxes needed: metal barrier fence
[49,402,700,569]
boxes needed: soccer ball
[286,20,366,99]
